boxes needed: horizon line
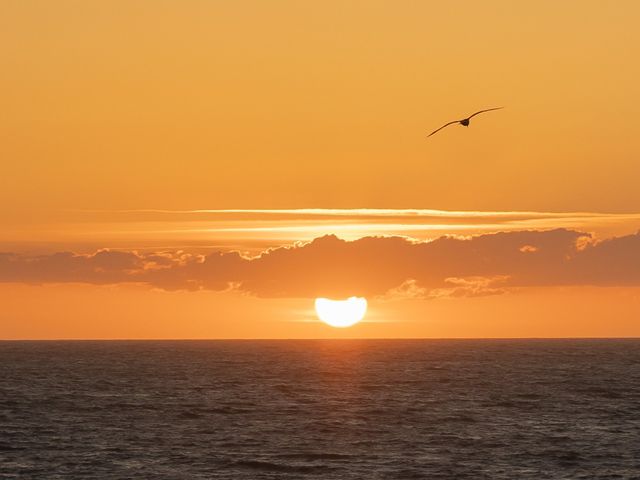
[2,336,639,342]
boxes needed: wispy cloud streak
[71,208,640,221]
[16,208,635,253]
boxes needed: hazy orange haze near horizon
[1,1,640,338]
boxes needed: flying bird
[427,107,503,137]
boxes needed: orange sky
[1,1,640,339]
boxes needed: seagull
[427,107,503,137]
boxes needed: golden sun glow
[314,297,367,328]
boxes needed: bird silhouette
[427,107,503,137]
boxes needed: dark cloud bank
[1,229,639,298]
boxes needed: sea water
[1,339,639,478]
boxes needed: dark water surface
[1,339,640,479]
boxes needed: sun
[314,297,367,328]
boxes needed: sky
[1,1,640,339]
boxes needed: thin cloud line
[138,223,511,234]
[66,208,640,219]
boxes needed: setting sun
[314,297,368,328]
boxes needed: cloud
[382,279,428,300]
[0,250,144,284]
[1,229,640,298]
[428,276,510,299]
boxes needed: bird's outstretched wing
[427,120,459,137]
[467,106,503,120]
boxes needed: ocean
[1,339,639,479]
